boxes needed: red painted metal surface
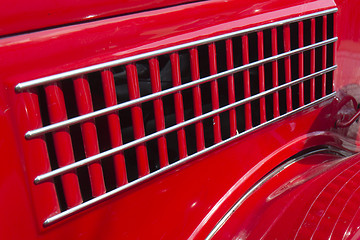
[2,99,346,239]
[101,69,128,186]
[13,90,60,230]
[190,47,206,151]
[16,8,335,227]
[258,31,267,124]
[0,89,43,238]
[1,0,360,239]
[298,21,305,107]
[271,27,281,118]
[126,64,150,178]
[73,76,106,197]
[284,24,293,112]
[0,0,336,87]
[211,151,360,240]
[44,83,83,208]
[322,15,328,97]
[242,35,253,130]
[208,43,222,144]
[0,0,199,36]
[149,58,169,168]
[311,18,316,102]
[170,53,188,159]
[225,39,237,136]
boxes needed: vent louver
[16,9,337,225]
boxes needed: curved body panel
[1,0,360,239]
[211,150,360,239]
[0,0,199,36]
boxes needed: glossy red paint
[211,151,360,239]
[0,98,350,239]
[334,0,360,91]
[101,69,129,186]
[271,27,281,117]
[44,83,83,208]
[148,58,169,168]
[0,0,335,88]
[170,52,188,159]
[0,0,198,37]
[1,0,360,239]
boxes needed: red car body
[1,0,360,239]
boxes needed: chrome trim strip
[16,8,337,92]
[34,66,336,184]
[205,146,351,240]
[25,38,337,139]
[205,158,299,239]
[43,92,336,226]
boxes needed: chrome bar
[15,8,337,92]
[34,66,336,184]
[42,92,336,226]
[205,144,346,240]
[25,38,337,139]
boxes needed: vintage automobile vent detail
[16,9,337,225]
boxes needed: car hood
[1,0,201,36]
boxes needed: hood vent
[16,8,337,225]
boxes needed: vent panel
[16,9,337,225]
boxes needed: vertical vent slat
[242,35,252,129]
[24,90,62,220]
[257,31,266,123]
[189,47,205,151]
[271,28,280,117]
[101,69,128,186]
[45,83,83,208]
[298,21,305,107]
[284,24,293,112]
[322,15,328,97]
[126,64,150,178]
[310,18,316,102]
[225,39,237,137]
[208,43,222,143]
[170,53,188,159]
[73,76,106,197]
[149,58,169,167]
